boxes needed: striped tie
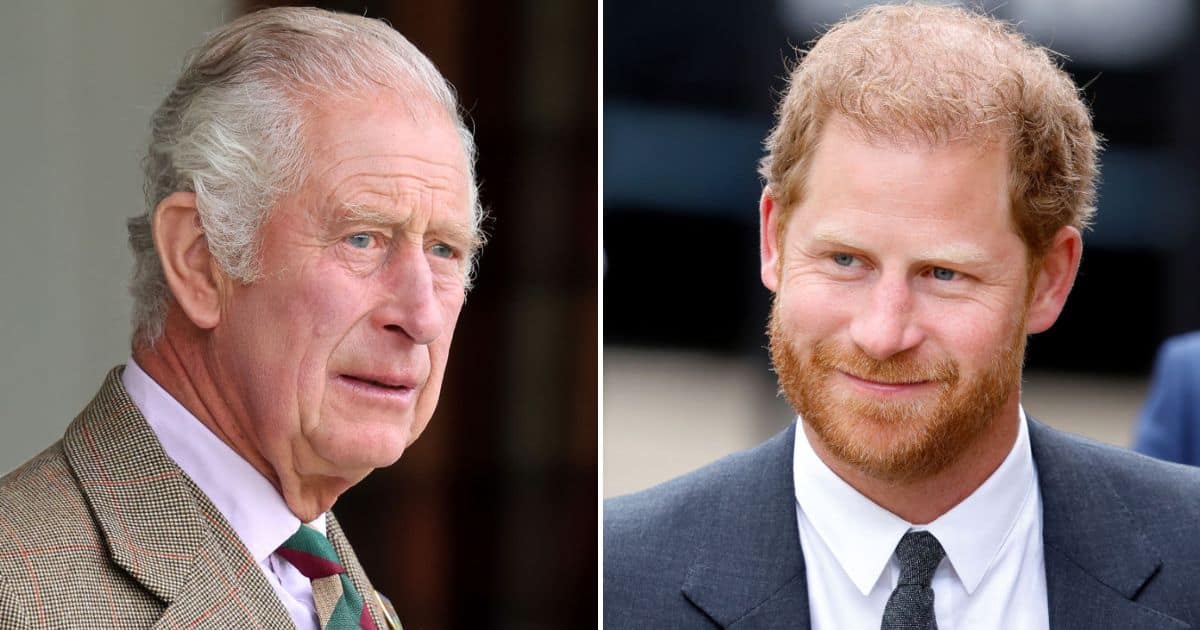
[276,524,378,630]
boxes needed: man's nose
[372,241,446,345]
[848,274,925,361]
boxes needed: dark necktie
[880,531,945,630]
[276,524,379,630]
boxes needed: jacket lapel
[1029,419,1188,630]
[328,513,389,629]
[677,417,1192,629]
[64,367,293,628]
[680,423,811,629]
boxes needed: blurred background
[0,1,596,628]
[604,0,1200,497]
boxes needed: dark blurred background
[604,0,1200,496]
[606,0,1198,366]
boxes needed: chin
[309,419,414,473]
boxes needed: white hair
[129,6,482,347]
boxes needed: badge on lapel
[373,590,402,630]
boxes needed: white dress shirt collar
[793,408,1036,596]
[121,359,326,562]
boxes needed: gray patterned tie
[880,531,945,630]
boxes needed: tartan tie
[276,524,378,630]
[881,531,945,630]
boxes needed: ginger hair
[759,2,1099,259]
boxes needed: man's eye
[430,243,456,259]
[931,267,957,281]
[832,253,857,267]
[346,233,373,249]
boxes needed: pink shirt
[122,359,321,630]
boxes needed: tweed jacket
[0,367,389,629]
[605,420,1200,629]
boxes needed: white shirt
[793,408,1049,630]
[122,359,321,630]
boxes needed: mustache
[809,340,959,385]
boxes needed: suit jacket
[604,419,1200,629]
[1134,331,1200,466]
[0,367,388,629]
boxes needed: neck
[804,397,1022,524]
[132,307,351,521]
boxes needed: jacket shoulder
[1036,423,1200,516]
[606,433,788,545]
[1159,331,1200,363]
[0,441,93,547]
[1033,420,1200,615]
[0,444,83,627]
[604,425,796,627]
[0,441,157,626]
[1087,436,1200,532]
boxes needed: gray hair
[129,6,481,347]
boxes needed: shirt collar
[122,359,326,563]
[793,407,1036,596]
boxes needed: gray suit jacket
[605,420,1200,629]
[0,367,388,629]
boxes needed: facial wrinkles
[320,188,457,351]
[319,145,466,196]
[329,166,471,256]
[238,225,380,448]
[338,171,461,210]
[188,94,475,517]
[326,165,461,220]
[314,179,462,341]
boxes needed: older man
[0,7,480,629]
[605,4,1200,629]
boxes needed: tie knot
[277,524,346,580]
[893,531,945,586]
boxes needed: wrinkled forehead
[303,94,469,193]
[308,88,467,160]
[245,96,475,253]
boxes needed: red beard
[768,302,1026,482]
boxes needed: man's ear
[153,192,223,330]
[760,187,782,292]
[1026,226,1083,334]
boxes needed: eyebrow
[808,228,989,267]
[339,203,482,251]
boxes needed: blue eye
[430,243,455,259]
[931,267,957,281]
[832,253,856,266]
[346,233,372,249]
